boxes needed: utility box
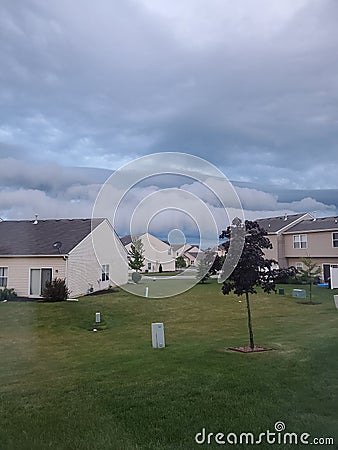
[152,323,165,348]
[334,295,338,309]
[278,288,284,295]
[292,289,306,298]
[95,312,101,323]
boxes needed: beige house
[256,213,312,266]
[0,218,128,298]
[256,214,338,283]
[121,233,176,272]
[171,243,203,266]
[282,216,338,282]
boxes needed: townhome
[0,218,128,298]
[282,216,338,282]
[256,213,312,266]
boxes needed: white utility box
[151,322,165,348]
[334,295,338,309]
[95,312,101,323]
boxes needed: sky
[1,0,338,240]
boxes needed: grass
[1,281,338,449]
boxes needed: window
[333,233,338,248]
[101,264,109,281]
[296,262,303,270]
[293,234,307,249]
[148,262,152,270]
[0,267,8,287]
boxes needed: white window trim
[28,267,53,297]
[0,266,8,288]
[101,264,110,282]
[332,232,338,248]
[293,234,307,249]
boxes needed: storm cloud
[1,0,337,235]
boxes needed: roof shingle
[0,218,104,256]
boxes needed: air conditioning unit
[151,323,165,348]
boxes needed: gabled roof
[284,216,338,233]
[256,213,310,233]
[120,235,133,246]
[0,218,105,256]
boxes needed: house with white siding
[121,233,176,272]
[0,218,128,298]
[171,243,204,266]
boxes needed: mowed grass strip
[0,281,338,449]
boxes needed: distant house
[256,213,338,283]
[171,243,203,266]
[211,243,227,257]
[0,218,128,298]
[121,232,176,272]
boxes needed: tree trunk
[245,291,255,349]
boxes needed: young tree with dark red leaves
[220,219,294,350]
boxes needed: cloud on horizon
[0,160,336,241]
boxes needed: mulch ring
[227,346,273,353]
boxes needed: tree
[220,220,290,350]
[128,237,145,272]
[196,254,212,284]
[209,254,225,275]
[297,258,321,304]
[159,264,163,273]
[175,255,186,269]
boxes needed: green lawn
[1,282,338,449]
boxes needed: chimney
[33,214,38,225]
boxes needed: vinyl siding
[125,233,176,272]
[0,256,66,297]
[67,220,128,297]
[284,231,338,258]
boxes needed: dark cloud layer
[0,1,337,229]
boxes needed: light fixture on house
[53,241,62,254]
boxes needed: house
[0,218,128,298]
[211,243,227,257]
[256,213,312,267]
[282,216,338,282]
[256,213,338,283]
[171,243,204,266]
[121,232,176,272]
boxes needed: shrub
[159,264,163,273]
[131,272,142,284]
[0,288,17,301]
[42,278,70,302]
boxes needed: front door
[323,264,330,283]
[30,268,52,296]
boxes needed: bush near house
[0,288,17,301]
[42,278,70,302]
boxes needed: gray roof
[256,214,308,233]
[284,216,338,233]
[0,218,105,256]
[120,235,133,246]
